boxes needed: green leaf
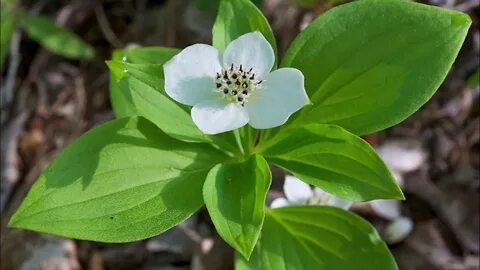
[20,13,95,59]
[191,0,264,17]
[107,48,241,155]
[0,6,15,68]
[107,66,239,154]
[115,47,180,64]
[213,0,277,64]
[467,68,479,87]
[107,60,127,81]
[108,61,166,95]
[110,74,209,143]
[109,47,180,118]
[203,155,271,259]
[236,206,398,270]
[9,116,227,242]
[259,124,403,201]
[282,0,471,135]
[106,47,207,143]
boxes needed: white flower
[363,141,422,244]
[273,175,414,244]
[369,141,426,220]
[271,175,353,210]
[376,140,426,174]
[384,216,414,244]
[163,32,309,134]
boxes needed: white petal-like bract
[384,216,414,244]
[191,99,249,134]
[246,68,309,129]
[312,187,353,210]
[283,175,312,205]
[270,198,290,208]
[164,44,222,106]
[370,199,401,221]
[377,140,426,173]
[163,32,308,135]
[223,32,274,79]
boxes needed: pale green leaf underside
[282,0,471,135]
[9,117,226,242]
[236,206,398,270]
[20,14,95,59]
[261,124,403,201]
[213,0,277,64]
[203,155,271,259]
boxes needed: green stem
[233,129,246,156]
[244,126,256,156]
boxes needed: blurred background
[0,0,479,269]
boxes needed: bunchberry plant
[9,0,470,269]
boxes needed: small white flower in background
[366,140,426,244]
[376,140,427,175]
[273,175,413,245]
[164,32,309,134]
[384,216,414,244]
[271,175,353,210]
[273,139,427,245]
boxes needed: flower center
[215,64,263,106]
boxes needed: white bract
[164,32,309,134]
[364,142,422,244]
[274,173,414,245]
[384,216,414,244]
[369,141,426,220]
[271,175,353,210]
[376,140,426,174]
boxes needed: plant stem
[233,129,246,156]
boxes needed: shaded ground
[1,0,479,269]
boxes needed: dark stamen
[231,90,238,96]
[235,80,241,85]
[242,89,248,95]
[257,80,263,84]
[216,72,220,79]
[232,73,238,79]
[242,82,248,88]
[230,64,234,71]
[223,71,228,79]
[223,89,229,94]
[237,97,244,102]
[239,65,243,72]
[242,73,247,79]
[250,74,255,80]
[248,68,253,73]
[216,83,222,88]
[226,80,232,85]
